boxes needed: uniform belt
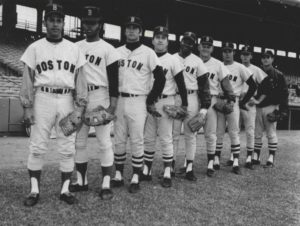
[119,92,140,97]
[88,85,100,92]
[40,87,71,94]
[177,90,196,95]
[213,94,238,99]
[158,94,174,99]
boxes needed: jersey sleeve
[148,48,161,71]
[76,47,87,69]
[171,55,184,77]
[20,44,36,70]
[197,58,209,77]
[240,64,252,82]
[218,63,230,81]
[106,44,121,66]
[255,67,267,84]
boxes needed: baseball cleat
[185,171,197,181]
[245,162,254,170]
[161,177,172,188]
[206,168,215,177]
[110,178,124,188]
[226,160,234,166]
[128,183,140,193]
[69,183,88,192]
[232,166,241,175]
[24,193,39,207]
[213,164,220,170]
[99,188,113,200]
[263,161,274,168]
[251,159,261,165]
[139,173,152,181]
[60,192,78,205]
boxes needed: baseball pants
[204,96,218,155]
[240,105,256,154]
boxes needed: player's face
[125,25,142,42]
[82,19,102,38]
[261,55,274,67]
[152,34,168,52]
[240,53,252,64]
[44,15,64,39]
[222,49,234,62]
[199,44,213,57]
[180,38,194,55]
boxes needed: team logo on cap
[206,37,209,42]
[88,9,92,16]
[53,4,57,11]
[159,27,164,32]
[130,17,135,22]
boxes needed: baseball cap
[241,45,253,54]
[182,32,197,45]
[81,6,102,21]
[200,36,213,46]
[262,50,274,58]
[222,42,234,50]
[44,3,64,19]
[153,26,169,37]
[124,16,143,29]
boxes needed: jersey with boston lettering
[117,44,161,95]
[204,57,230,95]
[20,38,86,89]
[76,39,120,86]
[242,64,267,93]
[223,61,252,96]
[152,53,183,95]
[173,53,208,90]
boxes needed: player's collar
[46,37,63,43]
[156,51,167,57]
[126,41,141,51]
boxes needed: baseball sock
[61,172,72,194]
[115,164,124,181]
[29,169,41,194]
[246,148,254,163]
[143,151,155,175]
[131,167,142,184]
[268,149,276,163]
[253,143,262,160]
[101,166,112,189]
[233,153,239,167]
[214,150,221,165]
[132,155,143,184]
[75,162,87,186]
[231,144,240,163]
[163,156,173,178]
[207,154,214,169]
[186,160,193,173]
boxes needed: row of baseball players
[19,3,288,207]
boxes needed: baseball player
[198,36,235,177]
[214,42,257,174]
[252,50,288,168]
[173,32,211,181]
[141,26,187,187]
[112,17,165,193]
[19,3,87,206]
[68,6,120,200]
[240,45,267,169]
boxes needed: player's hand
[147,104,162,117]
[239,103,249,111]
[106,104,117,115]
[248,98,259,106]
[23,108,35,126]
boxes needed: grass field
[0,131,299,226]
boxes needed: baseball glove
[83,105,116,126]
[267,109,283,122]
[163,105,187,120]
[59,108,83,136]
[213,100,234,115]
[188,112,206,132]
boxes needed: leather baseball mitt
[188,112,206,132]
[59,108,83,136]
[213,100,234,115]
[83,105,116,126]
[267,109,282,122]
[163,105,187,120]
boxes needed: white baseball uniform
[144,53,183,167]
[20,38,87,172]
[173,53,208,161]
[75,39,120,167]
[114,44,161,170]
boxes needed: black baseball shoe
[185,171,197,181]
[161,177,172,188]
[99,188,113,200]
[111,178,124,188]
[251,159,261,165]
[226,160,234,166]
[232,166,241,175]
[69,183,88,192]
[263,161,274,168]
[245,162,254,170]
[128,183,140,193]
[213,164,220,170]
[206,168,215,177]
[24,193,39,207]
[140,173,152,182]
[60,192,78,205]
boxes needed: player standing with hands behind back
[20,3,87,206]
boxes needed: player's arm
[19,65,35,125]
[197,72,211,109]
[240,75,257,106]
[278,73,289,113]
[174,70,188,107]
[74,67,88,111]
[146,65,166,105]
[106,61,119,114]
[220,76,236,102]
